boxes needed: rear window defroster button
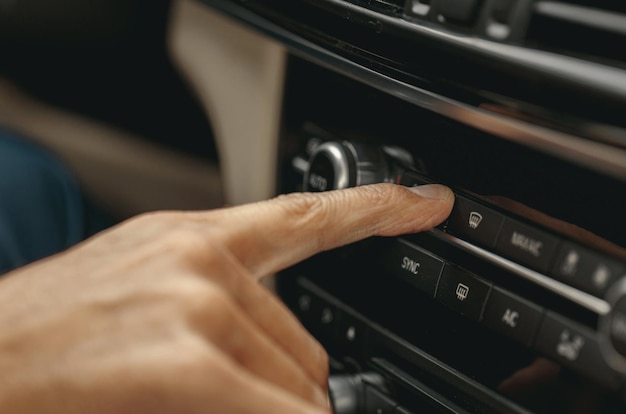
[436,265,491,321]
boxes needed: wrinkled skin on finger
[0,183,453,413]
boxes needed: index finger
[200,183,454,280]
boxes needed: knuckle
[121,211,214,257]
[202,286,237,315]
[160,227,211,260]
[190,287,240,340]
[356,183,401,206]
[164,337,214,372]
[276,192,331,228]
[131,337,232,395]
[280,183,400,223]
[275,192,324,218]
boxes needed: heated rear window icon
[469,212,483,229]
[456,283,470,301]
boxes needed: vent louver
[560,0,624,14]
[343,0,407,16]
[377,0,406,8]
[525,1,626,67]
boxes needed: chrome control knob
[303,141,413,192]
[328,372,388,414]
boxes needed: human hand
[0,183,453,414]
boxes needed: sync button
[380,239,444,297]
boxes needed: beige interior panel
[168,0,287,205]
[0,0,286,221]
[0,78,224,219]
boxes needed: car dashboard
[196,1,626,413]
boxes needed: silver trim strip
[535,2,626,36]
[199,0,626,182]
[430,230,611,315]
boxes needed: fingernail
[408,184,451,200]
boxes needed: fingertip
[385,183,454,234]
[407,183,454,201]
[410,184,455,219]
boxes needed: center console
[197,1,626,412]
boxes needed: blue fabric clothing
[0,129,103,274]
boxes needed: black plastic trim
[196,0,626,182]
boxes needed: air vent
[525,1,626,67]
[376,0,406,8]
[560,0,625,14]
[344,0,407,16]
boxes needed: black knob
[328,374,361,414]
[303,141,413,192]
[328,372,388,414]
[600,276,626,373]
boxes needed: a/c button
[482,287,543,346]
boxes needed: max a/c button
[496,219,560,273]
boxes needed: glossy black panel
[276,56,626,414]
